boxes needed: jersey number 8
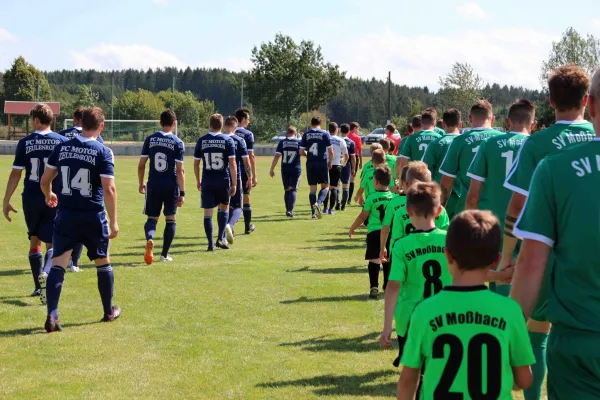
[422,260,443,298]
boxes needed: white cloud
[70,44,185,70]
[456,2,488,20]
[0,28,16,42]
[152,0,167,5]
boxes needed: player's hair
[209,114,224,131]
[400,166,409,182]
[340,123,350,134]
[350,122,360,130]
[436,120,443,129]
[81,107,105,131]
[407,124,414,134]
[591,69,600,109]
[73,106,85,121]
[406,161,432,184]
[385,123,395,134]
[287,125,297,135]
[424,107,438,121]
[442,108,462,128]
[379,137,391,151]
[548,64,591,111]
[374,165,392,187]
[311,116,321,126]
[421,110,436,126]
[411,115,422,129]
[407,182,441,218]
[470,100,493,120]
[224,115,238,127]
[235,107,250,123]
[30,104,53,125]
[389,140,396,153]
[446,210,501,271]
[160,109,177,127]
[369,143,383,155]
[328,122,338,133]
[372,149,386,165]
[507,99,536,124]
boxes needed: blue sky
[1,0,599,89]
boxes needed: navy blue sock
[204,216,214,248]
[309,192,317,213]
[317,188,329,205]
[229,208,243,230]
[162,220,176,257]
[342,189,349,207]
[289,190,297,212]
[46,266,65,320]
[144,218,157,241]
[349,182,355,201]
[217,210,229,241]
[243,204,252,230]
[96,264,114,316]
[71,243,83,267]
[323,191,330,210]
[284,191,290,211]
[28,250,42,290]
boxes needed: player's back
[423,133,459,183]
[329,135,347,165]
[277,137,301,172]
[301,128,331,163]
[403,287,534,400]
[343,137,356,158]
[142,131,184,184]
[13,131,67,199]
[229,134,248,177]
[194,132,235,187]
[58,126,105,144]
[235,127,254,151]
[390,203,450,242]
[364,190,394,233]
[401,130,442,161]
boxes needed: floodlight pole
[241,77,244,107]
[111,75,115,143]
[306,78,309,132]
[172,76,175,111]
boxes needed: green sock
[524,331,548,400]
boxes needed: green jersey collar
[443,285,488,292]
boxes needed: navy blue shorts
[201,184,230,209]
[341,164,351,185]
[306,163,329,186]
[53,209,109,260]
[144,182,179,217]
[22,197,56,243]
[241,174,251,195]
[281,170,301,190]
[230,176,243,209]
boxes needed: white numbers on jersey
[309,143,319,156]
[60,166,92,197]
[501,150,514,176]
[283,151,297,164]
[472,146,480,155]
[203,153,225,170]
[29,157,48,182]
[419,143,428,153]
[154,152,168,172]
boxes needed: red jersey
[348,133,363,155]
[386,134,401,155]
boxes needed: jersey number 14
[60,166,92,197]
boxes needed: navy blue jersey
[194,132,236,186]
[12,130,68,199]
[235,127,254,176]
[276,137,302,173]
[58,126,104,144]
[343,136,356,156]
[300,128,332,163]
[46,136,114,212]
[141,131,184,184]
[227,134,248,178]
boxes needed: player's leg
[525,318,551,400]
[143,184,162,265]
[307,164,319,218]
[226,177,242,242]
[348,168,356,205]
[241,174,254,234]
[37,206,57,304]
[340,166,350,210]
[27,235,43,296]
[287,172,300,217]
[201,187,216,251]
[335,186,341,210]
[328,167,341,215]
[281,172,291,216]
[216,187,231,249]
[69,243,83,272]
[366,230,382,298]
[382,237,392,290]
[159,187,178,261]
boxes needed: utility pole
[37,78,40,102]
[111,75,114,142]
[306,79,309,132]
[241,77,244,107]
[388,71,392,124]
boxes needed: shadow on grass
[287,266,364,274]
[300,244,358,252]
[257,370,397,397]
[2,299,34,308]
[0,269,28,277]
[0,320,100,338]
[280,332,381,353]
[281,294,372,304]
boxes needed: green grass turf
[0,156,532,399]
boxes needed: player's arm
[3,169,23,221]
[343,153,349,166]
[269,153,281,178]
[242,156,252,188]
[512,366,533,391]
[440,175,455,206]
[249,149,257,186]
[194,159,201,191]
[397,367,420,400]
[511,240,551,319]
[354,186,365,206]
[350,154,356,176]
[327,146,334,170]
[348,210,369,237]
[379,226,390,261]
[176,161,185,207]
[137,156,148,194]
[465,179,483,210]
[102,176,119,239]
[499,193,527,271]
[228,157,238,196]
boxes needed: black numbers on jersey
[377,204,385,223]
[154,152,168,172]
[422,260,443,298]
[60,166,92,197]
[433,333,502,400]
[283,151,297,164]
[405,223,416,235]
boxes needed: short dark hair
[507,99,536,124]
[406,161,431,184]
[225,115,238,127]
[287,125,297,135]
[407,182,441,218]
[328,122,338,134]
[372,149,386,165]
[548,64,590,112]
[311,116,321,126]
[349,122,360,131]
[401,166,409,182]
[340,123,350,134]
[235,107,250,123]
[470,100,493,119]
[446,210,501,270]
[73,106,85,121]
[81,107,105,131]
[379,137,391,151]
[209,114,223,131]
[442,108,462,128]
[389,140,396,153]
[424,107,438,121]
[373,165,391,187]
[436,120,443,129]
[421,110,435,126]
[30,104,53,125]
[407,124,414,134]
[160,109,177,127]
[385,124,395,134]
[411,115,422,129]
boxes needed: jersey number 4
[309,143,319,156]
[60,166,92,197]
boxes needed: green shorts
[547,326,600,400]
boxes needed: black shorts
[281,170,301,190]
[144,181,179,217]
[329,165,342,187]
[393,335,407,367]
[22,196,56,243]
[230,176,243,209]
[306,162,329,186]
[365,230,381,260]
[201,184,230,209]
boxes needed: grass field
[0,156,532,399]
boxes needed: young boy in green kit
[397,210,534,400]
[349,165,394,298]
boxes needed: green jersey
[402,286,535,399]
[467,132,528,225]
[390,203,450,243]
[422,133,459,183]
[390,228,451,336]
[439,128,503,214]
[363,190,394,233]
[382,194,406,230]
[360,161,395,198]
[360,160,374,180]
[514,139,600,332]
[399,130,442,162]
[385,154,396,175]
[434,126,445,136]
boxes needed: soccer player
[439,100,503,216]
[381,182,452,370]
[270,126,301,217]
[422,108,462,219]
[379,138,396,179]
[234,108,256,234]
[3,104,67,301]
[299,116,333,219]
[138,109,185,264]
[194,114,237,251]
[501,64,594,400]
[347,122,363,204]
[465,99,534,295]
[354,147,385,206]
[58,106,104,144]
[225,116,251,236]
[424,107,446,136]
[348,165,394,298]
[384,123,400,155]
[339,124,356,210]
[322,122,348,215]
[397,109,442,172]
[40,107,120,332]
[510,68,600,400]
